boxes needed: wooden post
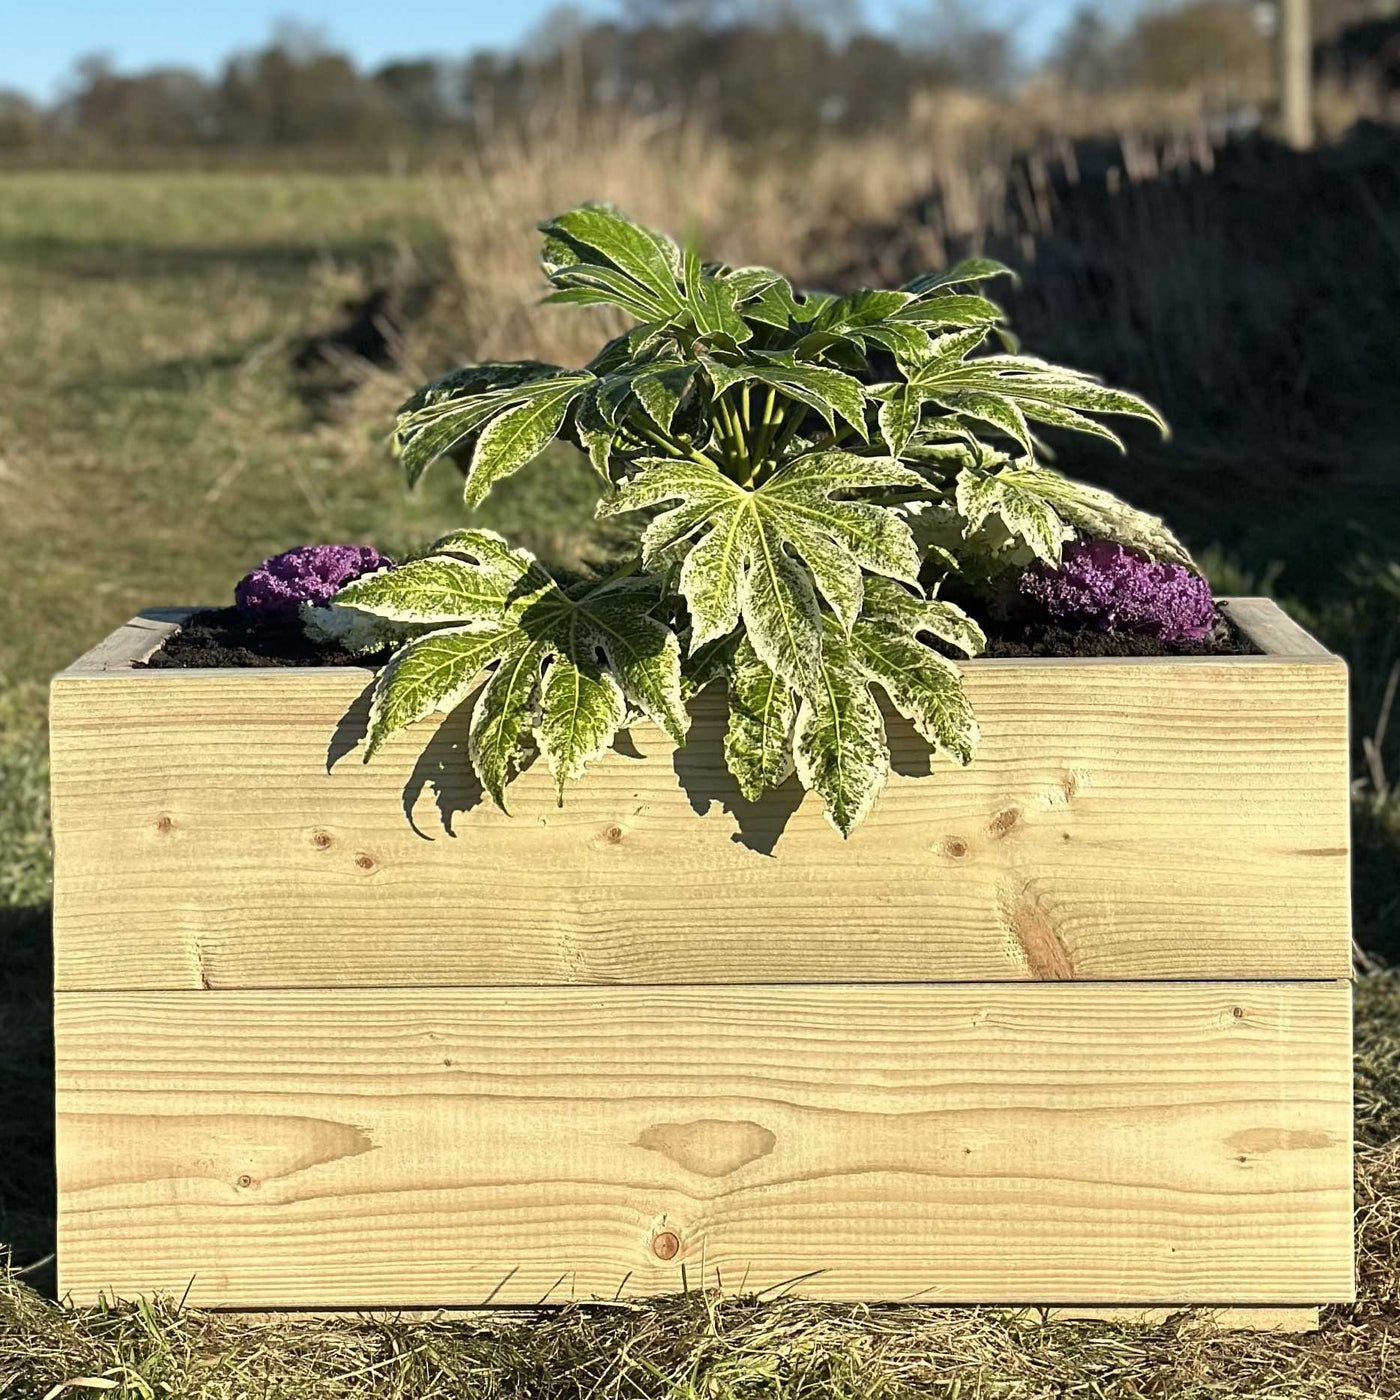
[1279,0,1314,149]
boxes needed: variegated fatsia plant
[328,202,1185,835]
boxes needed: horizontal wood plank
[55,981,1354,1308]
[50,598,1351,988]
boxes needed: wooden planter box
[50,598,1354,1323]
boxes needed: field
[2,122,1399,1393]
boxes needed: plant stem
[626,417,725,474]
[628,420,685,458]
[750,387,781,465]
[768,409,804,466]
[716,394,748,475]
[728,389,751,471]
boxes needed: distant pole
[1279,0,1314,149]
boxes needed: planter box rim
[55,597,1340,681]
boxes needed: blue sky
[1,1,1085,102]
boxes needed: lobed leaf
[603,451,927,692]
[394,362,576,488]
[684,245,752,345]
[852,584,979,766]
[902,257,1019,297]
[861,575,986,657]
[989,465,1194,567]
[575,582,690,744]
[723,635,797,801]
[793,623,890,836]
[540,204,684,316]
[468,637,547,810]
[533,656,628,799]
[366,624,516,759]
[955,467,1072,565]
[463,377,591,507]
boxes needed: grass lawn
[1,167,1398,1396]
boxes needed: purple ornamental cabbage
[235,544,393,616]
[1020,540,1216,642]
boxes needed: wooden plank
[1222,598,1334,659]
[50,603,1351,989]
[1030,1305,1319,1331]
[55,981,1354,1309]
[57,608,191,675]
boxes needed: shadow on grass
[0,903,54,1300]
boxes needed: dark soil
[144,603,1259,669]
[970,611,1260,659]
[139,608,388,669]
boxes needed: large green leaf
[599,451,928,693]
[540,203,685,317]
[976,465,1194,567]
[851,582,979,767]
[393,362,583,488]
[955,466,1073,565]
[723,635,796,801]
[463,376,592,507]
[793,622,890,836]
[337,532,685,807]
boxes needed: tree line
[0,1,1390,161]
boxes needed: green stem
[627,417,725,474]
[716,394,748,474]
[768,409,805,466]
[750,387,781,465]
[728,389,751,471]
[628,420,684,458]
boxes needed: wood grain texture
[49,600,1351,989]
[1225,598,1334,659]
[1031,1306,1320,1332]
[54,982,1354,1309]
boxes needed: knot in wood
[651,1230,680,1261]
